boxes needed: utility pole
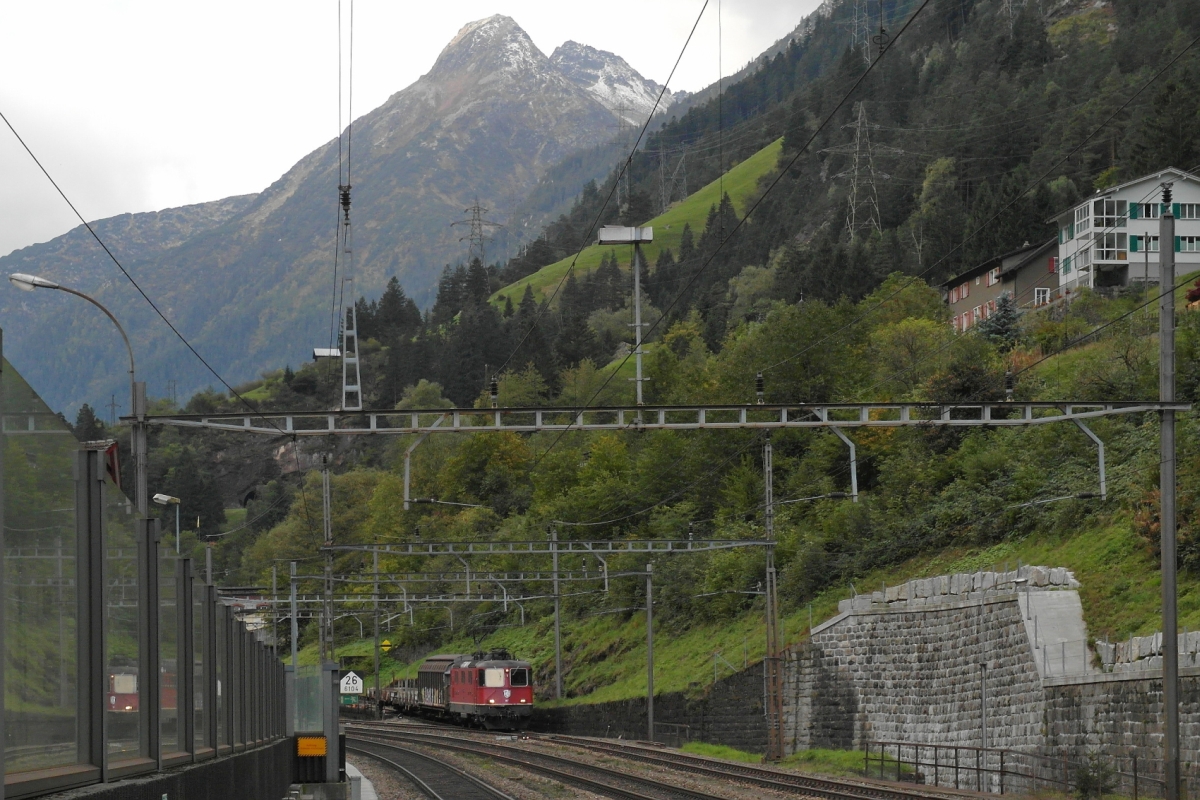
[1160,183,1180,800]
[290,561,299,669]
[633,242,646,406]
[552,526,562,700]
[338,186,362,411]
[646,563,654,742]
[374,548,381,720]
[322,454,334,662]
[597,227,654,407]
[451,198,502,266]
[272,565,278,656]
[764,435,783,760]
[133,382,148,516]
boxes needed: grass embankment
[491,138,784,308]
[682,742,910,778]
[324,515,1197,701]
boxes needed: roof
[1049,167,1200,223]
[941,237,1055,289]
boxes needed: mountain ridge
[0,14,670,413]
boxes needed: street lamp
[153,493,181,553]
[9,273,147,514]
[597,226,653,406]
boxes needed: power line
[0,109,324,544]
[495,0,712,378]
[758,29,1200,376]
[526,0,936,471]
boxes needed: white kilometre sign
[339,671,363,695]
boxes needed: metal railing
[865,741,1172,797]
[654,723,692,748]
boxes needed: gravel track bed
[396,740,608,800]
[347,756,428,800]
[508,737,815,800]
[354,727,810,800]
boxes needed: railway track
[349,721,960,800]
[348,739,518,800]
[539,734,962,800]
[347,728,733,800]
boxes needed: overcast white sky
[0,1,820,260]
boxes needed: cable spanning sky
[0,0,819,260]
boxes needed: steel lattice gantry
[139,401,1188,436]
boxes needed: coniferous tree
[374,276,422,340]
[554,272,599,367]
[1129,79,1200,173]
[647,248,677,309]
[74,403,106,441]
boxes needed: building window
[1181,236,1200,252]
[1035,287,1050,305]
[1095,232,1128,261]
[986,267,1001,286]
[1048,256,1057,273]
[1131,235,1161,252]
[988,300,997,315]
[1075,205,1090,232]
[1178,204,1200,220]
[1078,248,1093,268]
[972,305,982,323]
[961,281,970,299]
[1140,203,1161,220]
[1093,198,1127,229]
[1062,255,1072,274]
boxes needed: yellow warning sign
[296,736,327,757]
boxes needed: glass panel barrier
[294,665,321,732]
[158,546,179,754]
[104,469,142,763]
[2,361,81,774]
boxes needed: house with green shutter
[1052,167,1200,295]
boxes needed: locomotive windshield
[484,668,506,687]
[509,668,529,687]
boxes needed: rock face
[0,15,634,412]
[550,41,684,125]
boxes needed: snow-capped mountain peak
[550,40,686,125]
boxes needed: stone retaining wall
[787,591,1046,752]
[532,660,768,753]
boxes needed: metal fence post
[1000,749,1005,794]
[178,558,195,760]
[206,584,218,751]
[138,519,162,765]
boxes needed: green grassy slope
[491,138,784,308]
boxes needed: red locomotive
[107,662,178,714]
[383,649,533,730]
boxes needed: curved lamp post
[9,272,147,514]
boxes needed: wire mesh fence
[865,741,1173,798]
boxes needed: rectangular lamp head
[598,226,653,244]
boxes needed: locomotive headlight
[489,698,495,703]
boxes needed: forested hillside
[73,0,1200,693]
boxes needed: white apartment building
[1053,167,1200,294]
